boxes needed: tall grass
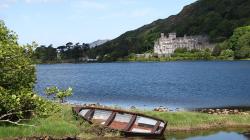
[0,105,89,138]
[144,111,250,130]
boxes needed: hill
[89,39,109,48]
[91,0,250,61]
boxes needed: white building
[154,33,209,56]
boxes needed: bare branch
[0,120,35,127]
[0,110,33,120]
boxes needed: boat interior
[78,108,165,134]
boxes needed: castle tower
[169,33,176,39]
[161,33,165,38]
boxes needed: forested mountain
[91,0,250,61]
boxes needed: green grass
[0,106,249,139]
[0,105,92,139]
[143,111,250,131]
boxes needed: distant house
[154,33,212,56]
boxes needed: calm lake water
[36,61,250,109]
[167,129,250,140]
[89,129,250,140]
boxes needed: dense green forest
[33,42,92,63]
[89,0,250,61]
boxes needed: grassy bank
[0,105,249,139]
[143,111,250,131]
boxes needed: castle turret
[161,33,165,38]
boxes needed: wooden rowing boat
[72,106,167,137]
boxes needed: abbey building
[154,33,211,56]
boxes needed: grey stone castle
[154,33,211,56]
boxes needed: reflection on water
[185,132,249,140]
[166,128,250,140]
[91,129,250,140]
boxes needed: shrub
[174,48,188,53]
[220,49,234,58]
[0,20,56,124]
[45,86,73,103]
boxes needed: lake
[35,61,250,109]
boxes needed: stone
[130,106,136,110]
[216,109,221,112]
[241,112,249,115]
[233,109,239,113]
[153,106,168,112]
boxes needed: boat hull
[72,106,167,137]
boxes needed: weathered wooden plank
[104,112,116,126]
[151,121,161,133]
[124,115,137,131]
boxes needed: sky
[0,0,197,46]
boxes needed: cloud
[0,3,9,9]
[0,0,16,10]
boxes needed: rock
[222,111,229,114]
[153,106,168,112]
[209,109,215,113]
[130,106,136,109]
[222,109,229,112]
[201,109,206,113]
[216,109,220,112]
[44,136,50,140]
[233,109,239,114]
[241,112,249,115]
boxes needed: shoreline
[64,101,250,112]
[0,104,249,139]
[35,59,250,65]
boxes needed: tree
[229,26,250,59]
[46,44,57,61]
[0,20,35,90]
[212,44,222,56]
[0,20,55,125]
[235,46,250,59]
[220,49,234,58]
[45,86,59,98]
[34,45,57,63]
[0,20,36,121]
[229,26,250,50]
[45,86,73,103]
[56,87,73,103]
